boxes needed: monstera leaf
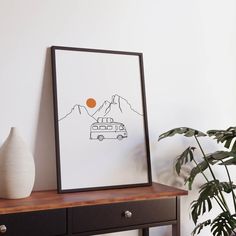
[191,181,216,224]
[215,151,236,165]
[175,147,196,175]
[192,220,211,235]
[208,150,236,166]
[191,180,236,225]
[158,127,206,141]
[186,160,209,190]
[211,212,236,236]
[208,127,236,151]
[185,154,217,190]
[158,125,236,236]
[185,151,236,190]
[220,156,236,165]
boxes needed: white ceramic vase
[0,127,35,199]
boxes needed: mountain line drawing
[59,104,96,122]
[92,94,142,119]
[59,94,143,122]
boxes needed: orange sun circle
[86,98,96,108]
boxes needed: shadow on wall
[33,48,57,191]
[157,165,191,188]
[151,137,205,189]
[149,136,195,189]
[128,143,150,174]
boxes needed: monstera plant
[158,127,236,236]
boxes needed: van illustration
[90,117,128,141]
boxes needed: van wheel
[117,135,123,141]
[98,135,104,141]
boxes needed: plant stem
[221,160,236,213]
[192,158,209,182]
[194,136,230,213]
[192,158,226,212]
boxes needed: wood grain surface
[0,182,187,214]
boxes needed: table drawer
[0,209,67,236]
[72,198,176,233]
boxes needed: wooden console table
[0,182,187,236]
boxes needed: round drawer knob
[0,225,7,234]
[124,210,132,218]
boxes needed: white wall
[1,0,236,235]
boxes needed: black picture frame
[51,46,152,193]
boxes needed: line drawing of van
[90,117,128,141]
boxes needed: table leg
[172,197,180,236]
[142,228,149,236]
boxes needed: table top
[0,182,187,214]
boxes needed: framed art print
[51,46,152,192]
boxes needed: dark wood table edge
[0,182,188,215]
